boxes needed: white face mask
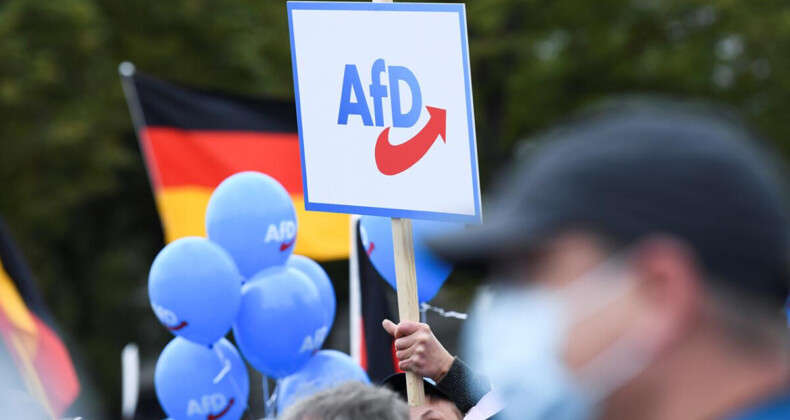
[462,256,655,420]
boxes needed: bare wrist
[434,353,455,382]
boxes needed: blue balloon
[359,216,457,302]
[206,171,298,278]
[785,296,790,326]
[286,255,336,332]
[149,237,242,345]
[277,350,369,412]
[233,267,325,378]
[155,337,249,420]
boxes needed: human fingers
[396,344,426,362]
[394,321,422,338]
[382,319,397,337]
[394,334,419,351]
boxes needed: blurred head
[278,381,408,420]
[381,373,463,420]
[433,99,790,420]
[410,394,463,420]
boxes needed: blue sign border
[287,1,481,224]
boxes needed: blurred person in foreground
[381,319,503,420]
[279,381,408,420]
[431,99,790,420]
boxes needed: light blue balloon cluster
[148,171,347,420]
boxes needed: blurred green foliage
[1,0,789,416]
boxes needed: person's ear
[629,235,704,355]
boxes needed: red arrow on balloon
[374,106,446,176]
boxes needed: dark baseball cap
[431,99,790,303]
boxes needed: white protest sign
[288,2,481,223]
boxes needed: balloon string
[420,303,468,320]
[267,380,279,417]
[213,359,231,384]
[212,345,253,419]
[262,375,270,418]
[261,376,279,418]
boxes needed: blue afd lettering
[369,59,388,127]
[337,64,373,126]
[388,65,422,128]
[338,59,422,128]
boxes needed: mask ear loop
[554,252,657,404]
[556,251,636,321]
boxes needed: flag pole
[118,62,148,140]
[121,343,140,420]
[118,61,168,239]
[118,61,159,187]
[349,215,362,365]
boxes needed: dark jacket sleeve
[435,357,492,413]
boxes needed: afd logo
[299,326,328,354]
[152,302,188,331]
[264,220,296,252]
[359,225,375,256]
[186,393,234,420]
[338,58,447,176]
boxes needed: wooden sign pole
[391,217,425,406]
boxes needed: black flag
[355,219,402,382]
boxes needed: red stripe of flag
[141,127,303,192]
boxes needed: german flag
[122,67,349,261]
[0,217,80,417]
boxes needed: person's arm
[435,357,492,413]
[382,320,493,413]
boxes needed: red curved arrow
[166,320,188,331]
[375,106,446,176]
[207,398,234,420]
[280,238,295,252]
[366,241,375,256]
